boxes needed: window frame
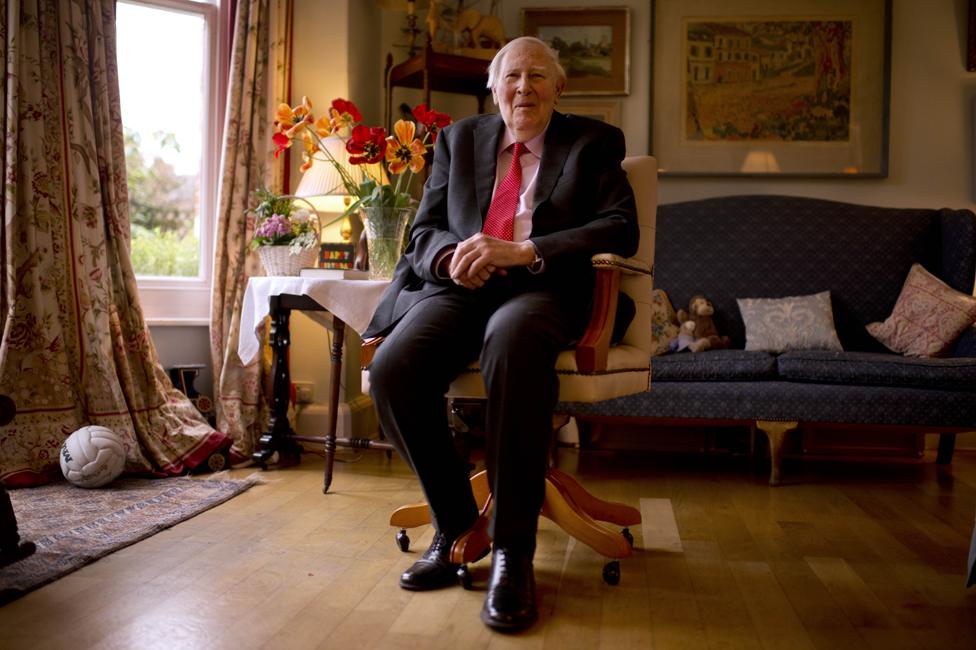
[119,0,228,325]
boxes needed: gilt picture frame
[522,7,631,96]
[652,0,891,177]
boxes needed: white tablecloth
[238,276,389,365]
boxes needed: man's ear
[554,79,565,101]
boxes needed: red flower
[346,124,387,165]
[330,98,362,132]
[411,103,451,143]
[272,131,291,158]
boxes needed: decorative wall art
[652,0,891,177]
[522,7,631,96]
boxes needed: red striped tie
[482,142,526,241]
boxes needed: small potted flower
[250,188,320,276]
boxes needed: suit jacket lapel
[474,117,503,221]
[533,111,571,209]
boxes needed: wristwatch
[527,243,544,274]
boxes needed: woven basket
[257,245,319,276]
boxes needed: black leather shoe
[399,532,459,591]
[480,547,537,632]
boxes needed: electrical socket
[293,381,314,403]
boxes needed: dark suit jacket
[362,110,638,339]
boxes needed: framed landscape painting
[522,7,630,96]
[652,0,891,177]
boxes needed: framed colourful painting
[522,7,631,96]
[652,0,891,177]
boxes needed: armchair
[386,155,657,585]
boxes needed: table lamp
[740,150,781,174]
[295,134,361,242]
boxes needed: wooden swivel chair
[384,155,657,586]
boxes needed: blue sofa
[564,195,976,484]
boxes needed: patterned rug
[0,476,257,604]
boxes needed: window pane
[117,2,206,278]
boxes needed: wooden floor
[1,446,975,649]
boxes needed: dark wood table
[243,283,394,493]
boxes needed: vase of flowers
[271,96,451,279]
[359,206,414,280]
[250,188,320,276]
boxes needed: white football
[59,425,126,488]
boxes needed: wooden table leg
[322,319,344,493]
[253,295,303,468]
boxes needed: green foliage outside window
[124,127,200,277]
[129,225,200,277]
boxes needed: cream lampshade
[294,135,358,216]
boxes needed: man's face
[492,42,564,141]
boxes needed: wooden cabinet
[384,45,490,129]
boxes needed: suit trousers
[368,273,585,551]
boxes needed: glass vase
[360,206,413,280]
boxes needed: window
[116,0,225,324]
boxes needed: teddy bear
[676,294,731,352]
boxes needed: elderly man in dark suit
[364,36,638,631]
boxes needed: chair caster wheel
[603,560,621,586]
[457,564,472,590]
[622,527,634,548]
[396,529,410,552]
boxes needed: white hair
[486,36,567,93]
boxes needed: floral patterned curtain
[0,0,227,486]
[210,0,291,462]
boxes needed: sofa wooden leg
[936,433,957,465]
[756,420,798,487]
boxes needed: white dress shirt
[432,127,547,277]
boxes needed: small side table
[239,277,395,493]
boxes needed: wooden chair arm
[575,265,620,374]
[590,253,653,276]
[575,254,652,374]
[361,336,384,369]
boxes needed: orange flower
[313,115,332,138]
[274,96,313,137]
[385,120,426,175]
[299,130,317,172]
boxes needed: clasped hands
[443,234,537,289]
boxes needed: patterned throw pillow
[866,263,976,357]
[650,289,679,356]
[737,291,843,353]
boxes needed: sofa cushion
[737,291,842,353]
[866,263,976,357]
[652,349,777,382]
[777,349,976,392]
[649,289,679,356]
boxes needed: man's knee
[368,342,412,400]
